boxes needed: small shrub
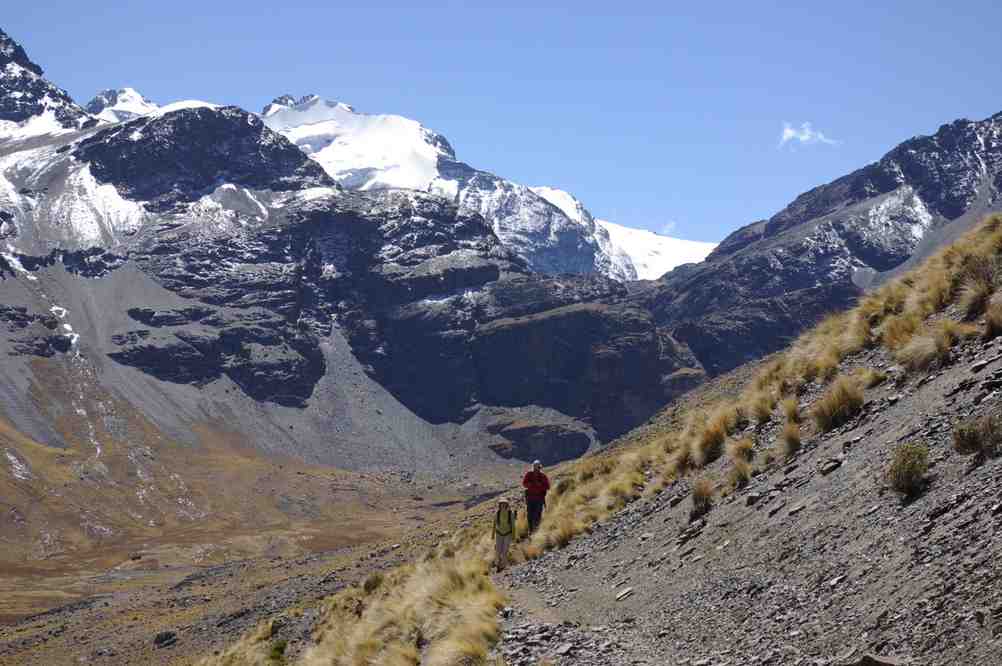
[781,422,802,459]
[811,375,864,432]
[953,414,1002,458]
[781,397,800,423]
[726,437,755,463]
[362,572,384,594]
[887,442,929,497]
[690,477,714,519]
[268,639,288,663]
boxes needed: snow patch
[0,109,69,142]
[5,449,31,481]
[2,244,36,280]
[597,220,718,280]
[530,186,588,225]
[152,100,219,117]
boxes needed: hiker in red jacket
[522,459,550,534]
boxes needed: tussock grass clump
[957,263,997,318]
[895,334,946,371]
[726,437,754,463]
[780,421,802,460]
[953,414,1002,458]
[810,375,864,432]
[690,477,714,520]
[983,301,1002,340]
[781,397,800,423]
[748,390,777,425]
[692,410,732,467]
[726,459,752,490]
[853,367,886,388]
[886,442,929,497]
[880,311,923,350]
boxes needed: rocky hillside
[636,111,1002,376]
[195,215,1002,666]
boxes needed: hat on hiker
[499,497,510,505]
[532,459,541,466]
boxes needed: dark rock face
[0,28,89,128]
[72,107,334,212]
[486,418,592,465]
[473,303,666,439]
[0,305,71,357]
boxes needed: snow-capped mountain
[262,94,668,279]
[85,87,158,123]
[261,94,457,194]
[596,219,718,280]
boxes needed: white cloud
[779,121,838,148]
[659,220,678,235]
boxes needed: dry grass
[780,421,802,460]
[886,442,929,497]
[781,397,800,423]
[984,301,1002,340]
[810,375,864,432]
[853,367,887,389]
[748,390,777,425]
[690,477,714,519]
[958,276,994,319]
[726,459,752,490]
[895,334,946,371]
[726,437,755,463]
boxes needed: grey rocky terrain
[494,334,1002,665]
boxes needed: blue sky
[6,2,1002,241]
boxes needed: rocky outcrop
[0,28,90,130]
[72,106,333,212]
[473,303,668,440]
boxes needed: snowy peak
[0,27,90,136]
[86,87,158,123]
[260,94,456,191]
[0,27,42,76]
[597,219,717,280]
[530,186,592,227]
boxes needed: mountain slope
[196,214,1002,666]
[635,112,1002,376]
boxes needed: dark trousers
[527,499,545,533]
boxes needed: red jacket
[522,470,550,501]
